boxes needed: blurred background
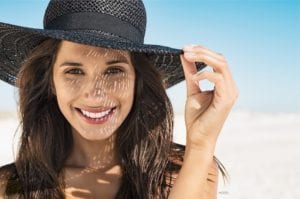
[0,0,299,198]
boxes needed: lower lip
[76,107,116,124]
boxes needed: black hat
[0,0,206,88]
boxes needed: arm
[169,44,238,198]
[205,159,219,198]
[169,149,218,199]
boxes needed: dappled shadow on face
[55,45,134,197]
[64,48,132,98]
[55,43,135,139]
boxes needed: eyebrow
[60,62,83,67]
[60,57,129,67]
[106,57,129,65]
[106,51,130,65]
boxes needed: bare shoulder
[0,168,8,198]
[0,163,15,198]
[0,182,5,199]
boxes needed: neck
[65,132,119,170]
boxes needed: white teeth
[80,109,112,119]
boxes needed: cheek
[118,77,135,116]
[106,76,133,97]
[105,75,135,117]
[63,77,84,92]
[53,76,82,109]
[55,75,94,101]
[90,73,135,99]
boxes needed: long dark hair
[0,38,226,198]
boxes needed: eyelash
[66,68,83,75]
[65,67,124,75]
[105,67,124,75]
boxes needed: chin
[82,133,115,141]
[72,123,120,142]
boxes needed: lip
[75,106,117,124]
[78,107,114,113]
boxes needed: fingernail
[185,52,197,59]
[183,44,198,51]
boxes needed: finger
[192,71,222,83]
[183,45,229,76]
[180,54,202,96]
[183,45,225,62]
[192,71,225,93]
[184,52,229,75]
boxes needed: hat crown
[44,0,147,39]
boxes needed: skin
[169,45,239,198]
[0,43,238,199]
[52,41,136,198]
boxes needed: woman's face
[52,41,135,141]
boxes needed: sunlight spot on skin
[64,154,115,182]
[64,49,132,97]
[97,178,110,184]
[65,187,92,199]
[190,97,201,110]
[0,171,9,186]
[84,48,129,60]
[66,187,91,193]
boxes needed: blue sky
[0,0,299,113]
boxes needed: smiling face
[52,41,135,140]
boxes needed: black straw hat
[0,0,206,88]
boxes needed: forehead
[57,40,130,61]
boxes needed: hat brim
[0,22,206,88]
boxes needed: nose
[83,75,107,99]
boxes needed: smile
[81,108,111,119]
[75,107,117,124]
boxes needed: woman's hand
[180,44,239,153]
[169,45,238,198]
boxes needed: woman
[0,0,238,198]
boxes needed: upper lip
[76,106,116,113]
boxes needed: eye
[105,67,124,75]
[65,68,84,75]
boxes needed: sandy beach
[1,110,299,198]
[175,111,300,199]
